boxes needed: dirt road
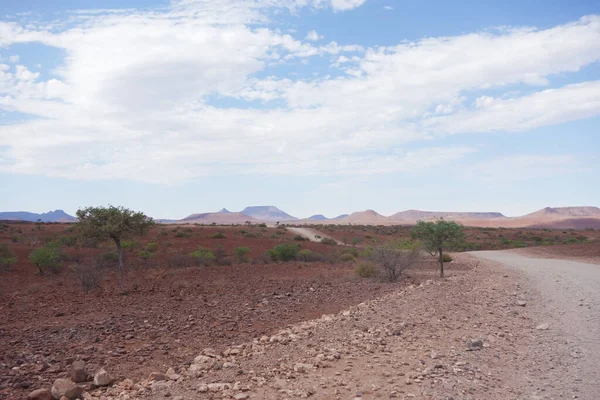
[470,251,600,399]
[286,227,344,244]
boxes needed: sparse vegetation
[72,262,102,293]
[320,237,337,245]
[355,262,378,278]
[370,245,420,282]
[211,232,226,239]
[268,243,299,262]
[29,245,61,275]
[0,243,17,270]
[190,246,216,266]
[234,246,251,263]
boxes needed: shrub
[138,249,154,261]
[293,235,307,241]
[214,246,227,265]
[513,240,528,248]
[0,243,17,270]
[160,228,169,236]
[190,247,216,266]
[174,231,191,238]
[298,249,312,262]
[167,252,197,268]
[320,237,337,245]
[234,247,251,263]
[355,262,378,278]
[258,223,267,228]
[29,246,61,275]
[441,253,453,262]
[72,263,102,293]
[101,251,119,264]
[269,243,299,262]
[371,245,420,282]
[340,253,355,262]
[243,232,257,238]
[352,237,361,246]
[58,235,78,247]
[145,242,158,252]
[211,232,226,239]
[122,240,140,253]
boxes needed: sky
[0,0,599,219]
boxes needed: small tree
[411,219,464,277]
[76,206,154,293]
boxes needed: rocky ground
[62,253,588,400]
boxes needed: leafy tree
[411,219,464,277]
[76,206,154,293]
[0,243,17,270]
[29,246,60,275]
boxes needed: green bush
[138,249,154,261]
[340,253,355,262]
[211,232,226,239]
[513,240,528,248]
[234,247,251,263]
[29,246,61,275]
[268,243,299,262]
[190,247,216,266]
[298,249,312,262]
[100,251,119,265]
[258,223,267,228]
[355,262,378,278]
[0,243,17,270]
[58,235,78,247]
[441,253,453,262]
[122,240,140,253]
[145,242,158,252]
[293,235,307,241]
[320,237,337,245]
[174,231,191,238]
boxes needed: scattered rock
[70,361,87,383]
[517,300,527,307]
[51,378,83,400]
[536,323,550,330]
[93,368,114,386]
[234,394,250,400]
[27,389,53,400]
[149,372,167,382]
[467,339,484,351]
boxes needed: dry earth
[82,252,599,400]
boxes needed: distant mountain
[389,210,506,223]
[524,206,600,218]
[339,210,388,224]
[333,214,349,220]
[0,210,76,222]
[219,208,232,213]
[307,214,329,221]
[241,206,297,222]
[179,209,256,224]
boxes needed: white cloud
[305,29,323,41]
[0,4,599,184]
[460,155,584,182]
[331,0,368,11]
[8,55,19,63]
[383,6,393,10]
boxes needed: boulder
[70,361,87,383]
[51,378,83,400]
[27,389,53,400]
[467,339,484,351]
[93,368,114,386]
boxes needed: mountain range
[0,210,76,223]
[2,206,600,229]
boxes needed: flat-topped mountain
[0,210,76,222]
[241,206,297,222]
[389,210,506,222]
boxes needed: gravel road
[286,227,344,244]
[470,251,600,399]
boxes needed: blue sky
[0,0,599,219]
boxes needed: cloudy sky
[0,0,599,219]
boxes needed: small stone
[93,368,114,386]
[149,372,167,381]
[166,368,181,381]
[27,389,53,400]
[468,339,484,351]
[234,394,249,400]
[517,300,527,307]
[70,361,87,383]
[51,378,83,400]
[536,323,550,330]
